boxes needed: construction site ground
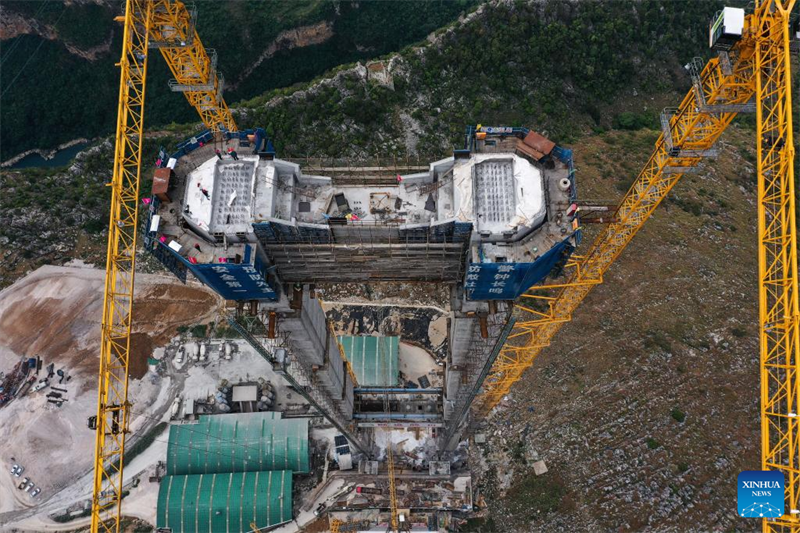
[0,265,220,531]
[0,266,383,533]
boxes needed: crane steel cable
[0,0,51,66]
[0,4,67,99]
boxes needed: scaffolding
[252,220,472,283]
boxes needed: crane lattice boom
[476,29,757,414]
[91,1,235,531]
[477,2,799,530]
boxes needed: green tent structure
[339,335,400,387]
[166,412,309,475]
[156,471,292,532]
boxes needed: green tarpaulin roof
[156,471,292,533]
[339,335,399,387]
[166,412,309,476]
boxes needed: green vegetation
[0,0,475,160]
[507,473,568,519]
[613,111,657,131]
[671,407,687,423]
[646,437,661,450]
[644,330,672,353]
[510,439,527,464]
[730,325,748,338]
[243,0,725,158]
[213,324,241,339]
[190,324,208,338]
[461,516,497,532]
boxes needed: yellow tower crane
[387,443,400,533]
[477,2,798,530]
[90,1,235,531]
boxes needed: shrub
[730,326,748,338]
[507,474,567,519]
[190,324,208,338]
[671,407,686,423]
[613,111,654,130]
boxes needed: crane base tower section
[144,125,579,454]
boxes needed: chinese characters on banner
[465,263,528,300]
[168,244,278,301]
[205,263,276,299]
[465,239,573,300]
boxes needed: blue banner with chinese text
[465,239,573,300]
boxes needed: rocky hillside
[0,129,187,288]
[466,126,762,532]
[236,0,725,157]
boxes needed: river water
[8,142,90,169]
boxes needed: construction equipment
[477,2,798,530]
[330,518,371,533]
[90,1,235,532]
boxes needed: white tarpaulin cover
[452,153,545,232]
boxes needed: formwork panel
[450,317,476,366]
[474,159,516,226]
[342,372,355,419]
[210,161,256,233]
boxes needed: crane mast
[91,1,235,531]
[753,1,799,530]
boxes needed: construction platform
[140,125,582,532]
[145,125,577,298]
[143,124,578,462]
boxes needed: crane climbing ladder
[476,2,798,531]
[91,1,235,531]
